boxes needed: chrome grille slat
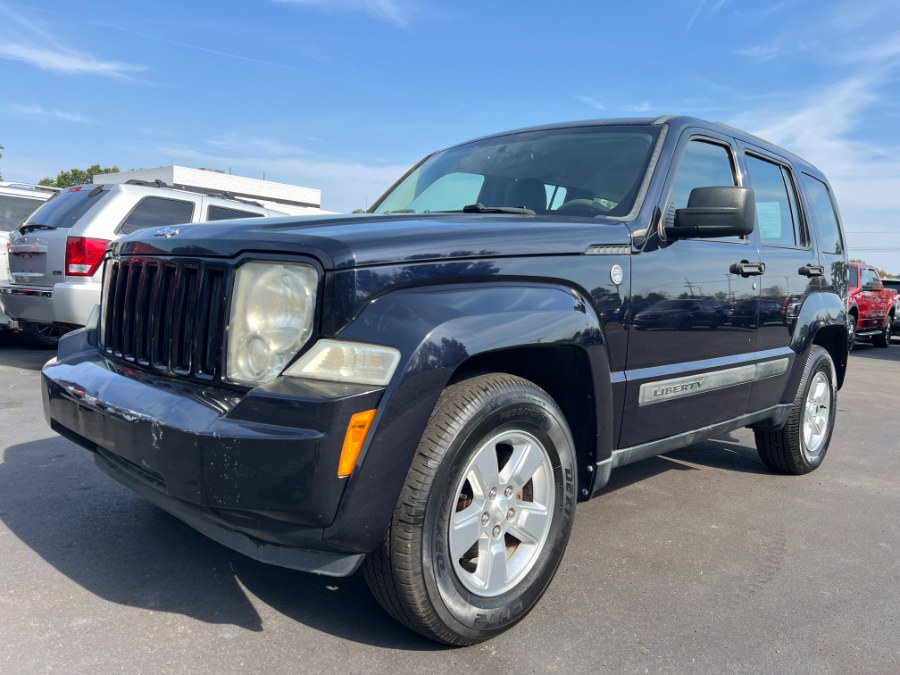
[100,258,228,381]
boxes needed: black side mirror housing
[667,186,755,239]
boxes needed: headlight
[283,339,400,386]
[226,261,317,386]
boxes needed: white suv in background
[0,182,58,332]
[0,181,289,348]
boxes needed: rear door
[8,187,109,289]
[737,147,812,411]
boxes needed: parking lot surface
[1,330,898,674]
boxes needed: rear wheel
[847,313,857,352]
[754,345,836,474]
[873,314,893,348]
[363,373,577,645]
[20,322,64,350]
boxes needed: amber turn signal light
[338,409,376,477]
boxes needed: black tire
[847,312,857,352]
[873,314,893,348]
[20,322,64,350]
[754,345,837,474]
[363,373,577,645]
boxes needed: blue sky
[2,0,900,272]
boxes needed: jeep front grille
[101,258,229,380]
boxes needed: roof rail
[124,179,171,188]
[204,190,264,208]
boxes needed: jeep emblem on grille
[153,226,181,238]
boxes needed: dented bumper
[41,329,383,575]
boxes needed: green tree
[39,164,119,187]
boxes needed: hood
[112,213,633,270]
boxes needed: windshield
[372,125,660,218]
[21,186,110,230]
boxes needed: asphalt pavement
[1,330,897,674]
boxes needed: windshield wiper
[20,223,57,233]
[462,203,535,215]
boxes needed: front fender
[322,282,606,551]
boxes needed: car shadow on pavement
[848,342,900,362]
[0,437,440,650]
[598,435,770,497]
[0,331,55,370]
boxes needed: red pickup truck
[848,262,895,349]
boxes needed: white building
[93,166,331,215]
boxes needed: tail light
[66,237,109,276]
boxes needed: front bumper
[0,283,54,323]
[42,329,384,575]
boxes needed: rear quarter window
[207,205,264,221]
[800,175,844,254]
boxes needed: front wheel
[363,373,577,645]
[754,345,837,474]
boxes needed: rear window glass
[206,205,263,221]
[20,187,109,230]
[119,197,195,235]
[0,195,47,232]
[849,266,859,287]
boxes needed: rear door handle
[798,264,824,277]
[730,260,766,277]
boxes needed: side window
[800,175,843,254]
[207,205,263,221]
[666,140,737,230]
[861,268,878,288]
[744,155,803,248]
[849,266,859,288]
[408,172,485,212]
[119,197,195,235]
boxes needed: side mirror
[667,186,755,239]
[864,281,883,292]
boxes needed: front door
[620,131,760,448]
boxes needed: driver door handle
[730,260,766,277]
[798,264,824,277]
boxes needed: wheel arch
[451,343,611,501]
[323,281,612,551]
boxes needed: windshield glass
[21,186,110,229]
[373,125,660,218]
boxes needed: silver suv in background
[0,182,58,332]
[0,181,289,348]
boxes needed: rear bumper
[0,283,54,323]
[42,329,385,575]
[52,280,100,327]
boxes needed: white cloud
[0,3,146,78]
[576,96,605,111]
[159,139,410,212]
[275,0,419,27]
[9,103,94,124]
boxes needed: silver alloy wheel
[801,371,832,462]
[449,429,555,597]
